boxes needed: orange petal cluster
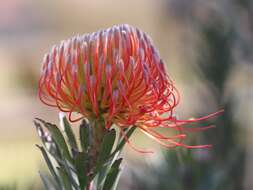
[39,24,222,151]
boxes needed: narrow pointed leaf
[110,126,136,158]
[102,158,123,190]
[93,129,116,179]
[57,167,72,190]
[74,152,87,190]
[34,120,62,161]
[97,129,116,166]
[61,116,78,151]
[36,118,72,162]
[79,120,91,152]
[61,158,80,190]
[36,145,61,188]
[39,172,55,190]
[96,164,110,190]
[34,120,45,140]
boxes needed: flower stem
[86,182,91,190]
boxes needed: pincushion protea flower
[39,24,222,152]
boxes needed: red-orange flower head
[39,24,222,152]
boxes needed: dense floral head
[39,24,222,151]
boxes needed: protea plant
[35,24,222,190]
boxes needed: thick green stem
[86,117,108,178]
[91,118,107,154]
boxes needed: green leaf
[96,165,109,189]
[34,120,63,163]
[57,167,72,190]
[61,158,79,190]
[34,120,45,140]
[74,152,88,190]
[39,172,55,190]
[61,116,78,151]
[102,158,123,190]
[36,118,72,162]
[79,120,91,152]
[34,120,51,149]
[110,126,136,158]
[97,129,116,167]
[93,129,116,181]
[36,145,61,188]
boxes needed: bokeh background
[0,0,252,189]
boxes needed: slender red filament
[38,24,223,151]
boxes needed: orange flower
[39,24,222,152]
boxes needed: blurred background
[0,0,252,189]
